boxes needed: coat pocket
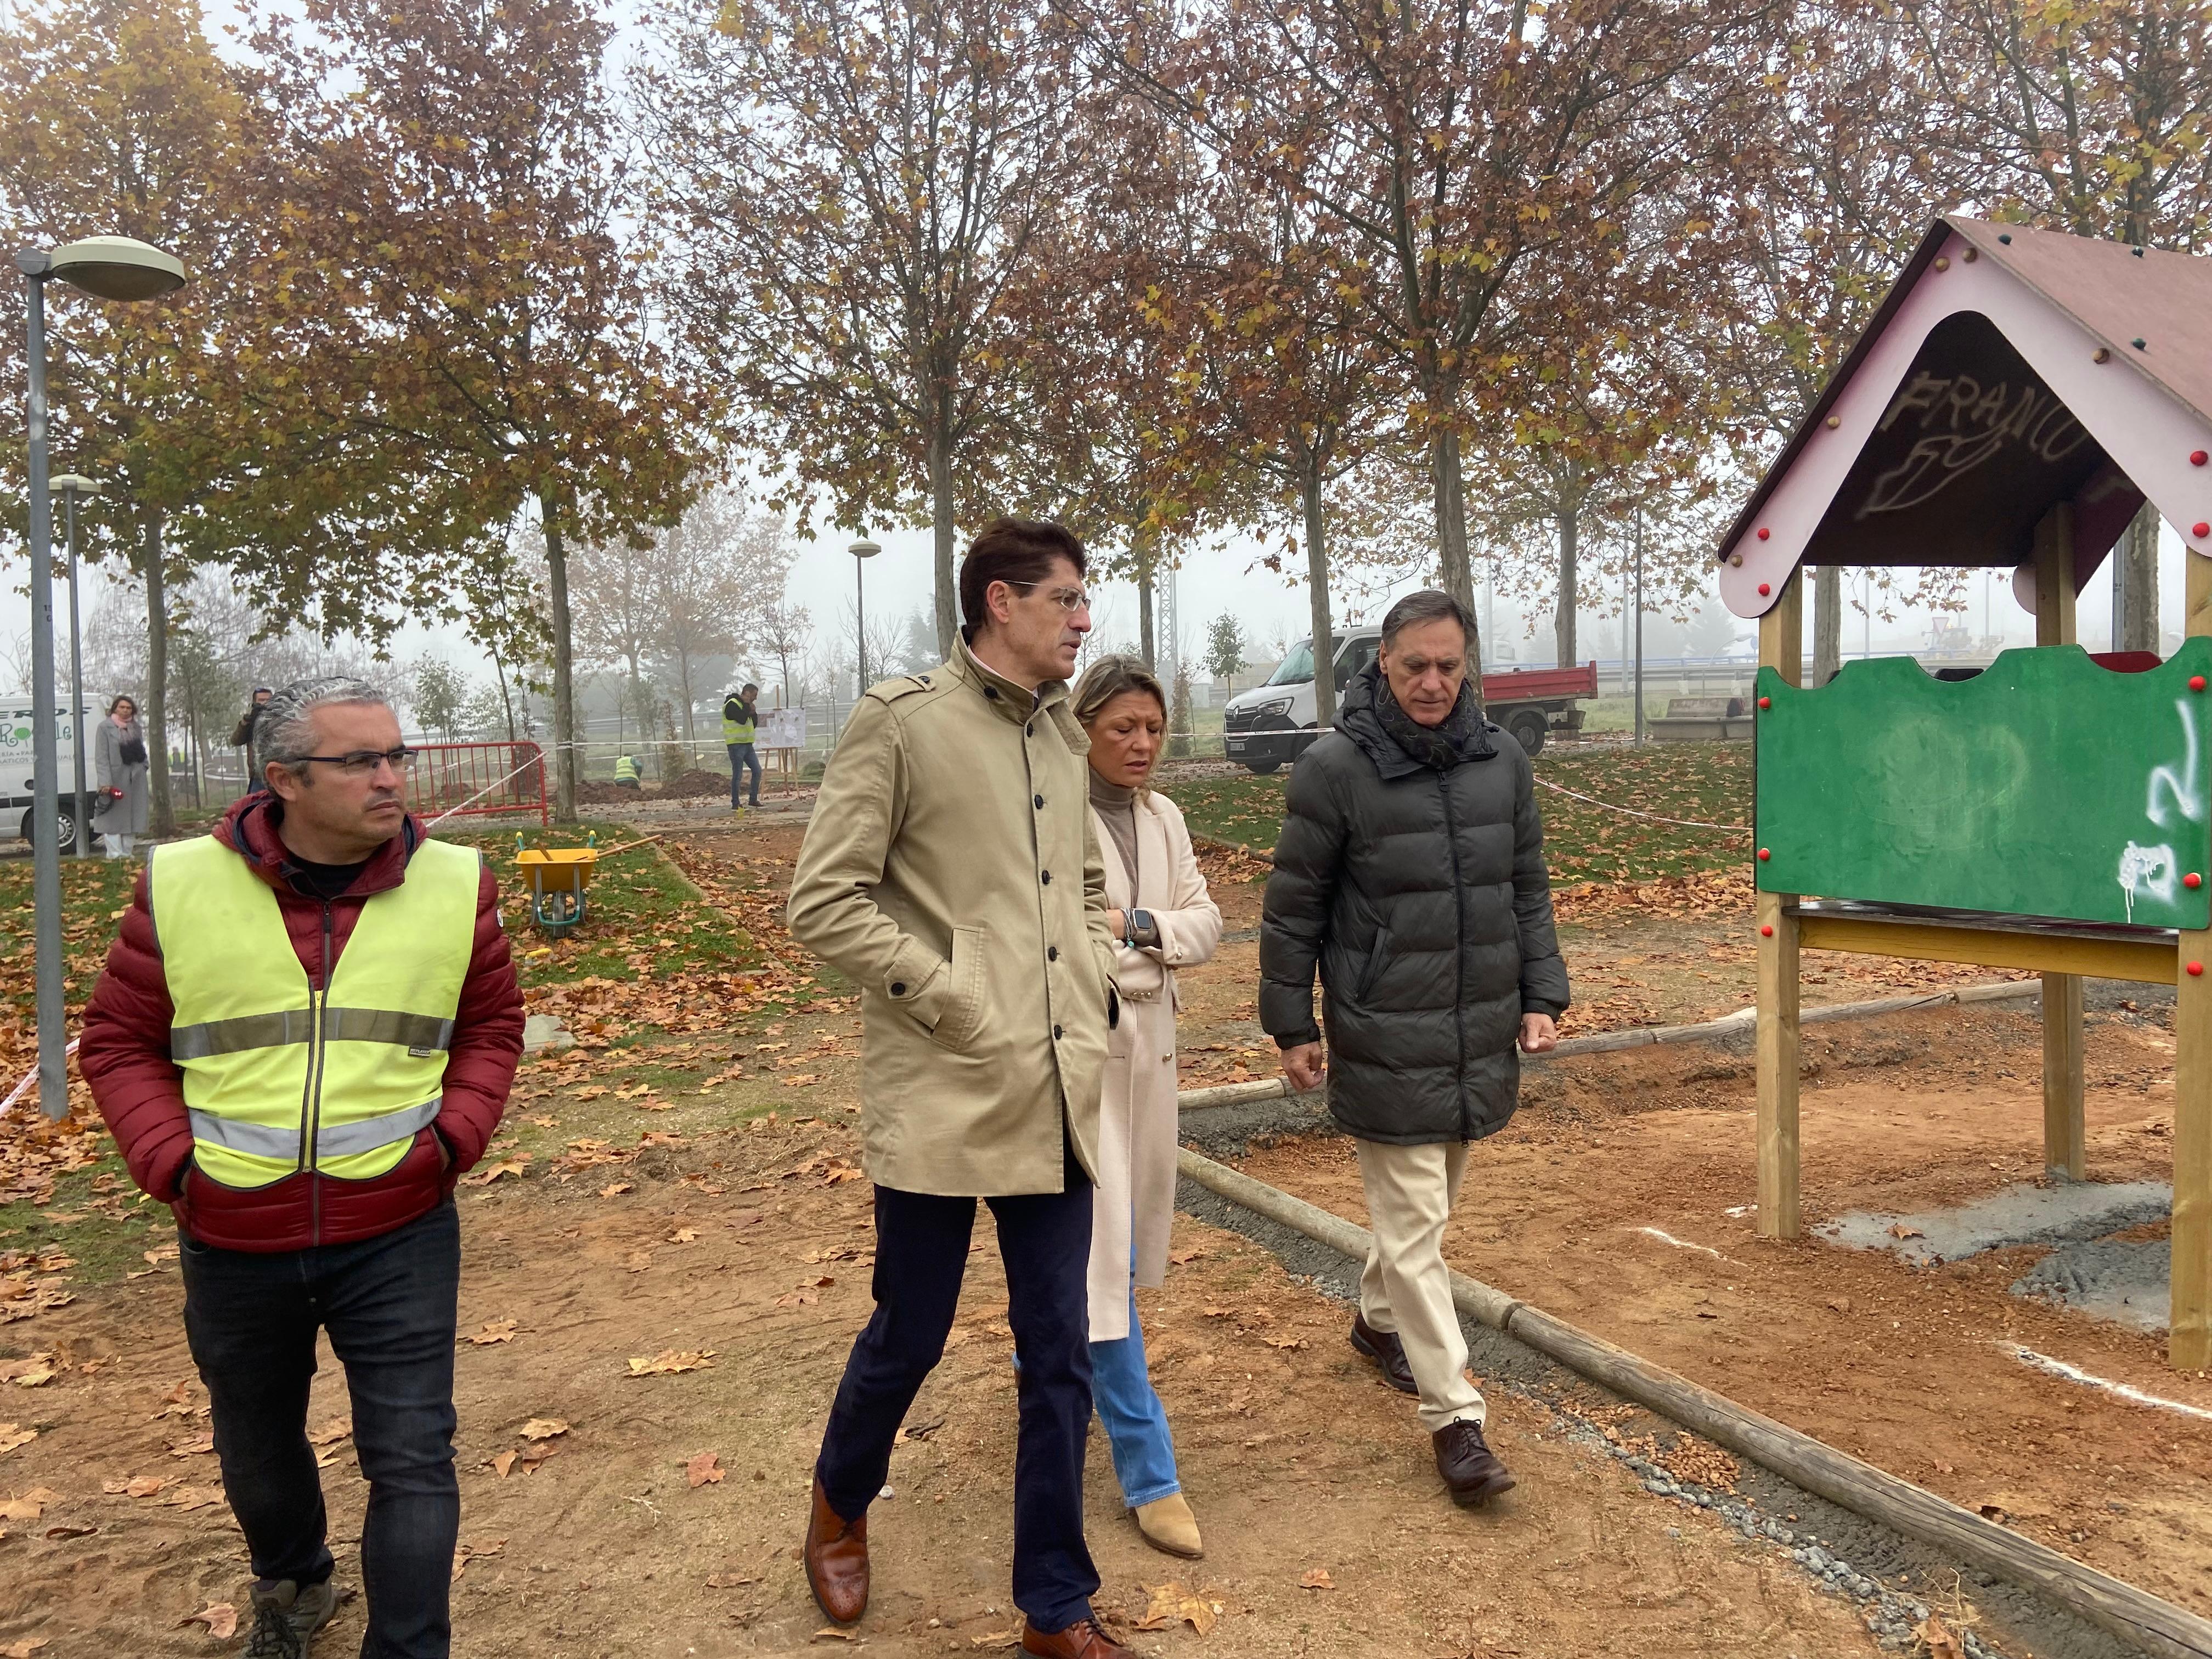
[927,924,989,1052]
[1353,924,1393,1004]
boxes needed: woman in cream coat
[1074,656,1222,1559]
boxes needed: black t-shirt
[286,855,370,901]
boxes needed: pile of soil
[574,768,731,805]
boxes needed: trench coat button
[890,981,906,996]
[1034,794,1044,809]
[1041,870,1052,884]
[1026,723,1034,736]
[1047,946,1059,961]
[1053,1024,1064,1039]
[985,686,1000,699]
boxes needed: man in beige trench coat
[787,517,1130,1659]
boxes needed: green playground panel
[1754,639,2212,930]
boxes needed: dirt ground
[0,809,2200,1657]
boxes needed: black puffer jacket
[1259,665,1570,1143]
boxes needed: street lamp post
[16,236,187,1118]
[52,475,99,861]
[849,538,882,693]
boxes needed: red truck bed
[1482,662,1599,701]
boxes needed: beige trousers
[1354,1138,1485,1434]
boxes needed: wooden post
[2032,506,2087,1181]
[2175,546,2212,1370]
[1757,568,1804,1239]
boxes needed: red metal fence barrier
[404,741,548,826]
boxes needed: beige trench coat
[1088,789,1222,1341]
[787,641,1119,1197]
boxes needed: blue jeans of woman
[1091,1257,1181,1508]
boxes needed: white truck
[0,699,103,853]
[1221,629,1596,772]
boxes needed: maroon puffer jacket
[80,792,524,1251]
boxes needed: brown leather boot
[1433,1419,1516,1506]
[804,1473,869,1624]
[1350,1312,1418,1394]
[1020,1611,1130,1657]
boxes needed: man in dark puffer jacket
[1260,589,1568,1506]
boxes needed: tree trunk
[928,408,957,658]
[539,490,579,823]
[1136,531,1157,672]
[142,506,174,837]
[2120,500,2159,652]
[1814,566,1843,684]
[1304,460,1337,727]
[487,639,518,743]
[1553,505,1578,670]
[1429,427,1483,680]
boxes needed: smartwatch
[1127,909,1156,949]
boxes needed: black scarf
[1372,677,1492,770]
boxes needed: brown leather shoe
[804,1473,868,1624]
[1434,1419,1516,1506]
[1021,1612,1130,1657]
[1350,1312,1418,1395]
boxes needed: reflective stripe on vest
[722,704,755,743]
[150,834,480,1191]
[613,755,640,783]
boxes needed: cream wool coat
[1088,788,1222,1341]
[787,641,1120,1197]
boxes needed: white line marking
[2004,1343,2212,1421]
[1634,1226,1726,1259]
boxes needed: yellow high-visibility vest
[613,754,641,784]
[149,834,479,1190]
[722,699,756,743]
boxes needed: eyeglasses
[1005,579,1092,613]
[298,747,415,776]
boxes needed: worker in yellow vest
[723,681,762,811]
[613,752,642,789]
[81,676,524,1659]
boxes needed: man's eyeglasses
[1005,579,1092,613]
[299,747,415,776]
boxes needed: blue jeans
[727,741,761,805]
[817,1141,1100,1632]
[1092,1265,1182,1508]
[180,1199,461,1658]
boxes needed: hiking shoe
[244,1577,337,1658]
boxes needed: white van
[1221,630,1596,772]
[0,700,103,852]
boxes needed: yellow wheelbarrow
[513,831,665,939]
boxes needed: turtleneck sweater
[1089,771,1138,890]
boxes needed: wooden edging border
[1175,978,2044,1114]
[1173,1147,2211,1659]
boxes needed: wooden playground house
[1718,215,2212,1370]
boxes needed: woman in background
[93,693,149,859]
[1072,656,1222,1558]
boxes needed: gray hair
[1380,588,1474,646]
[257,675,393,774]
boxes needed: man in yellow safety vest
[723,681,762,811]
[81,676,524,1659]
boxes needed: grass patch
[0,1150,170,1286]
[1162,743,1753,886]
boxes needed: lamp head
[848,538,882,560]
[46,236,187,302]
[50,475,100,498]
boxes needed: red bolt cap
[2191,961,2205,977]
[1757,582,1771,596]
[1756,527,1771,541]
[2188,873,2204,890]
[2196,522,2212,539]
[1760,924,1774,938]
[2192,675,2208,692]
[2193,450,2209,466]
[1757,695,1771,709]
[1757,847,1771,860]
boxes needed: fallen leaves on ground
[1297,1567,1335,1590]
[462,1158,528,1187]
[308,1418,351,1448]
[3,1637,52,1657]
[0,1494,42,1520]
[627,1349,716,1377]
[1135,1581,1217,1635]
[180,1604,236,1639]
[452,1538,505,1581]
[685,1451,725,1487]
[468,1319,518,1345]
[0,1354,54,1388]
[1915,1613,1967,1659]
[519,1417,570,1441]
[0,1424,37,1455]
